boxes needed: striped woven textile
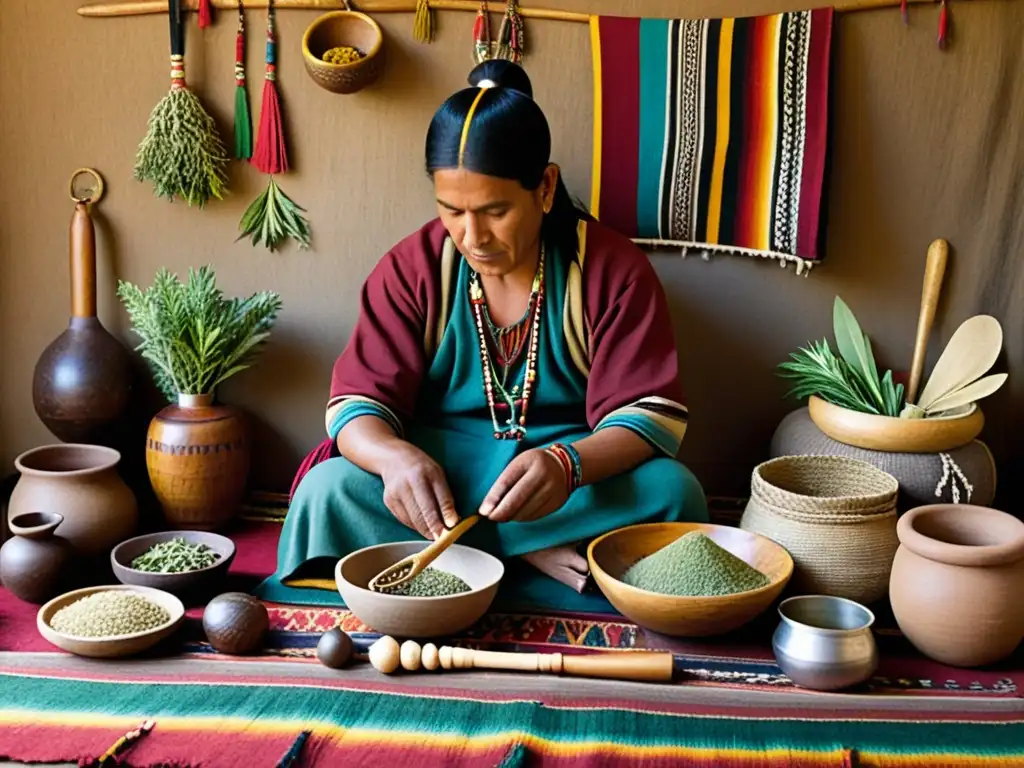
[590,8,834,274]
[2,668,1024,767]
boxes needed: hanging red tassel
[900,0,908,25]
[937,0,949,49]
[251,1,288,175]
[198,0,212,28]
[473,1,491,63]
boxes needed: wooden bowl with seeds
[588,522,794,637]
[110,530,235,599]
[37,584,185,658]
[335,541,503,638]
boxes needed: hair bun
[467,60,533,99]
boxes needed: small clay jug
[0,512,73,603]
[146,393,250,531]
[32,169,134,446]
[889,504,1024,668]
[8,444,139,556]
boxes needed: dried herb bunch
[117,265,282,401]
[133,0,229,207]
[778,296,905,417]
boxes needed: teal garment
[256,245,708,611]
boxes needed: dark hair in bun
[425,60,589,256]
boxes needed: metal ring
[69,168,105,204]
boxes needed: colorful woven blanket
[590,8,834,274]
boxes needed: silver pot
[772,595,878,691]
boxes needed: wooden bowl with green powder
[37,585,185,658]
[588,523,794,637]
[335,541,503,638]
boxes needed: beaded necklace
[469,247,545,440]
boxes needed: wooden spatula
[368,515,481,593]
[906,239,949,406]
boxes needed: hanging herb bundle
[233,0,253,159]
[133,0,229,207]
[238,0,312,252]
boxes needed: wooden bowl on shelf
[587,523,793,637]
[37,585,185,658]
[302,10,385,94]
[807,395,984,453]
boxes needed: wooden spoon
[368,515,481,592]
[906,239,949,405]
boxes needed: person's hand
[479,449,569,523]
[380,445,459,539]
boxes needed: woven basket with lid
[739,455,899,605]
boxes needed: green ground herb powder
[621,532,770,597]
[386,567,472,597]
[49,591,171,638]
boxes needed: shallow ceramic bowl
[111,530,235,596]
[587,522,794,637]
[808,395,983,453]
[335,542,503,638]
[37,584,185,658]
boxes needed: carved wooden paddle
[368,515,481,592]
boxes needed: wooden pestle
[369,637,674,683]
[906,239,949,405]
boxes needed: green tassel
[234,84,253,160]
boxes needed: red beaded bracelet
[546,443,583,495]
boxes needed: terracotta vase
[889,504,1024,667]
[0,512,73,603]
[32,180,134,446]
[8,444,138,556]
[146,394,250,531]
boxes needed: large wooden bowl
[37,585,185,658]
[807,395,984,453]
[587,523,793,637]
[335,542,503,638]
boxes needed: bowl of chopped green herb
[335,541,503,638]
[110,530,235,597]
[588,523,794,637]
[37,584,185,658]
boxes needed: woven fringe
[740,455,899,604]
[632,238,815,276]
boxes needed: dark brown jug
[32,169,134,446]
[0,512,73,603]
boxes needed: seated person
[266,59,708,606]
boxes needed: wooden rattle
[367,636,674,683]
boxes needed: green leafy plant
[117,265,282,401]
[778,296,905,417]
[237,178,311,252]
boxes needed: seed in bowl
[382,567,471,597]
[49,591,170,638]
[130,538,220,573]
[621,531,770,597]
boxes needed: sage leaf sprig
[778,296,905,417]
[237,177,311,252]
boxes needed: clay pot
[8,444,138,556]
[889,504,1024,667]
[146,394,250,531]
[0,512,73,603]
[33,174,134,446]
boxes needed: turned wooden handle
[70,202,97,319]
[437,646,674,683]
[907,238,949,405]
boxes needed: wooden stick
[906,238,949,405]
[77,0,957,20]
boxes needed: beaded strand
[547,442,583,495]
[469,248,545,440]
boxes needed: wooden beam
[77,0,952,20]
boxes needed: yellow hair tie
[458,88,489,168]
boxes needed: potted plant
[118,266,282,530]
[776,297,1004,453]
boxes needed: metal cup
[772,594,878,691]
